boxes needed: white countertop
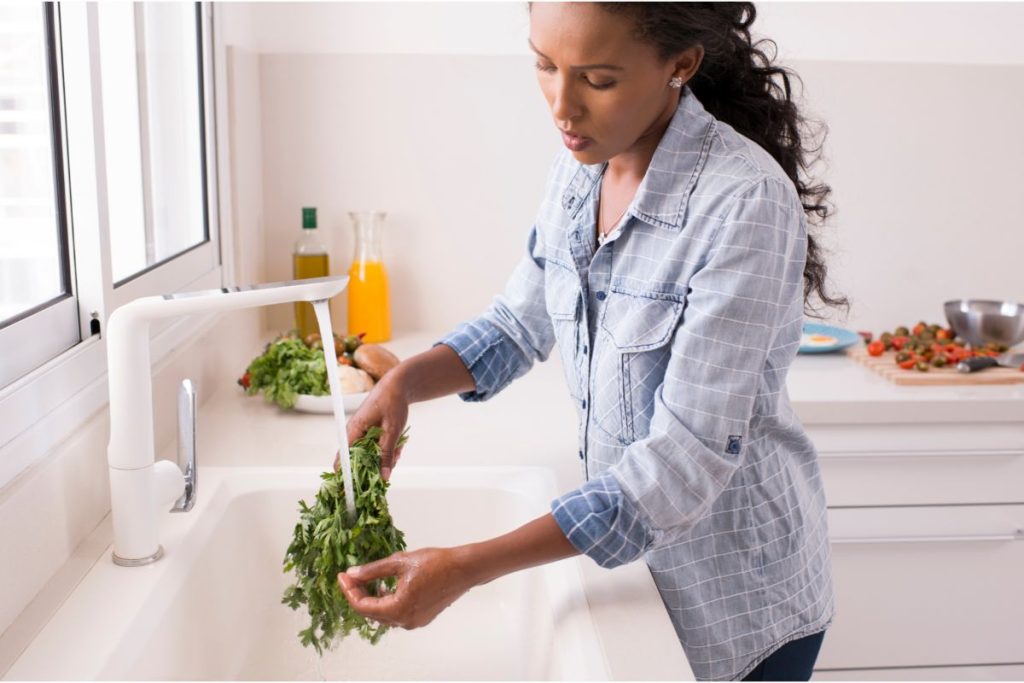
[787,349,1024,424]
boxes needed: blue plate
[798,323,861,354]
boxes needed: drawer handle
[832,529,1024,544]
[820,449,1024,459]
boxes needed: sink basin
[6,467,608,680]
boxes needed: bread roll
[353,344,400,380]
[337,364,375,394]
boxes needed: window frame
[0,2,228,489]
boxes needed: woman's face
[529,3,701,166]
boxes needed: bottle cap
[302,207,317,229]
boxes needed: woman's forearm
[453,513,580,587]
[390,343,476,404]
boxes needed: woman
[336,3,844,680]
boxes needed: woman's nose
[550,78,583,123]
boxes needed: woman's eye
[584,76,615,90]
[534,62,556,73]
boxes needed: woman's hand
[337,548,474,630]
[337,514,579,630]
[334,370,409,481]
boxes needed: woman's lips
[561,130,592,151]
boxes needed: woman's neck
[605,96,680,184]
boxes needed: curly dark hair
[589,2,848,316]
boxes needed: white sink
[6,467,608,680]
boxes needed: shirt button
[578,450,585,460]
[581,399,587,409]
[596,291,607,301]
[582,345,588,354]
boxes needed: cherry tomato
[867,340,885,357]
[238,372,251,389]
[898,358,916,370]
[891,336,909,351]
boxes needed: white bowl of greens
[239,332,387,413]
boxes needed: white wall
[245,2,1024,65]
[250,2,1024,336]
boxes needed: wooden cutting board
[847,347,1024,385]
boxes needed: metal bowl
[943,300,1024,348]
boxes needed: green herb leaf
[282,426,410,654]
[243,334,330,409]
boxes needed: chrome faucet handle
[172,379,197,512]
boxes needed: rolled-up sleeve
[434,222,557,402]
[551,177,808,567]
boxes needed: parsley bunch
[282,426,409,654]
[244,334,328,409]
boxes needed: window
[0,3,77,389]
[0,3,221,481]
[97,3,209,284]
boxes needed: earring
[668,76,683,89]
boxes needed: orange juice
[347,259,391,342]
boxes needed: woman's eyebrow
[527,39,625,71]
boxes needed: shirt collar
[560,85,717,231]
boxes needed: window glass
[98,2,207,284]
[0,2,68,326]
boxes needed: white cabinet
[787,359,1024,679]
[815,664,1024,681]
[817,505,1024,670]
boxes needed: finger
[349,591,402,623]
[378,435,398,471]
[337,572,369,602]
[346,419,367,448]
[347,554,404,582]
[338,571,402,619]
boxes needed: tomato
[238,372,251,389]
[898,358,916,370]
[891,336,909,351]
[912,323,927,336]
[935,329,950,341]
[867,340,885,357]
[337,355,353,366]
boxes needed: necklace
[597,205,628,246]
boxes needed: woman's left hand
[337,548,475,630]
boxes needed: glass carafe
[347,211,391,342]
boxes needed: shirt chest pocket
[593,290,685,445]
[544,262,583,400]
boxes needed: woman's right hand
[334,370,409,481]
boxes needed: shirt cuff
[434,318,529,402]
[550,471,653,568]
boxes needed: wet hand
[333,371,409,481]
[337,548,474,630]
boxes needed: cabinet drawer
[818,505,1024,670]
[819,449,1024,506]
[814,664,1024,680]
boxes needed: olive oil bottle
[292,207,329,339]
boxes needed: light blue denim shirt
[435,86,835,681]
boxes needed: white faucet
[105,276,348,566]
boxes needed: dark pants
[742,630,826,681]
